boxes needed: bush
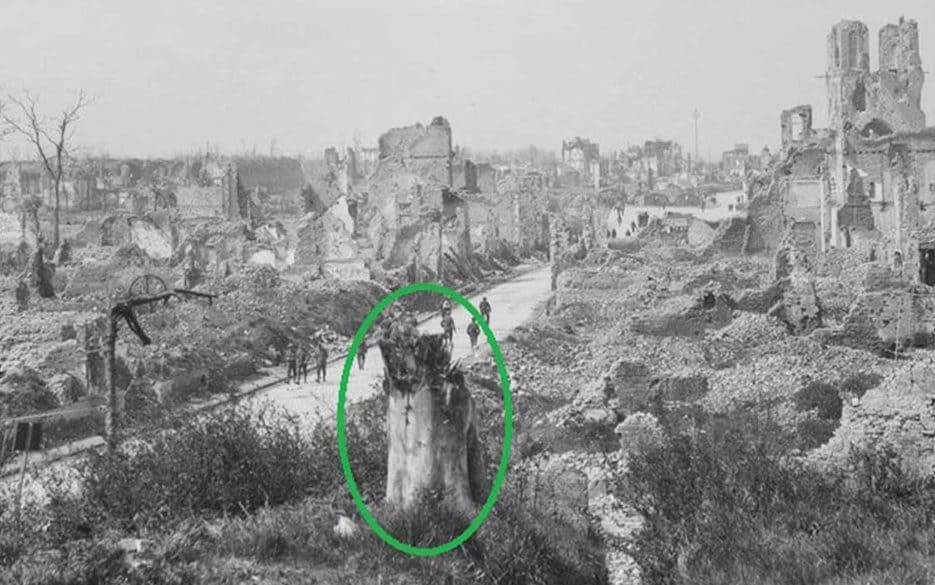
[840,372,883,399]
[0,367,60,417]
[795,416,839,450]
[351,488,608,585]
[794,380,842,420]
[54,403,321,534]
[2,535,201,585]
[307,393,388,503]
[469,489,608,585]
[621,414,935,585]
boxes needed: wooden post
[15,423,33,528]
[0,424,8,470]
[104,313,118,451]
[437,217,444,283]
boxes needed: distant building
[640,140,683,178]
[721,144,752,178]
[561,137,600,175]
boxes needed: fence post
[15,423,33,528]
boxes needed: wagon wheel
[128,274,168,312]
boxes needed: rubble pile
[813,360,935,475]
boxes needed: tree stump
[379,327,487,512]
[28,246,56,299]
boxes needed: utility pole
[103,289,217,451]
[692,109,701,170]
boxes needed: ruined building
[560,137,601,189]
[359,117,471,277]
[640,140,683,179]
[722,144,753,178]
[772,17,935,284]
[561,137,600,174]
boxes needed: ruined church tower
[825,18,926,136]
[826,20,871,131]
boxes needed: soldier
[298,343,310,384]
[467,319,480,353]
[15,279,29,312]
[316,341,329,383]
[357,337,368,370]
[479,297,491,324]
[602,375,616,404]
[441,313,456,347]
[441,298,452,316]
[286,344,298,384]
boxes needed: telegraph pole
[692,109,701,170]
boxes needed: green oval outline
[337,282,513,557]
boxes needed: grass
[0,388,603,585]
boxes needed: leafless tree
[2,90,89,251]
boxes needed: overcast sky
[1,0,933,161]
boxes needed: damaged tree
[379,328,487,512]
[2,90,89,252]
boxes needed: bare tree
[2,90,89,251]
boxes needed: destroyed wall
[363,167,442,271]
[495,172,549,253]
[746,170,788,254]
[476,163,497,193]
[234,157,306,195]
[844,133,935,282]
[781,105,814,147]
[815,365,935,476]
[295,196,368,279]
[128,212,178,260]
[175,186,229,219]
[172,221,255,277]
[378,116,453,186]
[360,117,467,273]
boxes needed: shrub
[0,367,59,417]
[350,488,608,585]
[470,489,608,585]
[840,372,883,399]
[795,416,839,450]
[621,414,935,585]
[56,403,321,534]
[794,380,842,420]
[2,535,201,585]
[311,393,389,502]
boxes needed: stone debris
[332,515,359,539]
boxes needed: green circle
[337,282,513,557]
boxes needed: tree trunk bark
[379,330,486,512]
[104,314,118,452]
[53,178,61,251]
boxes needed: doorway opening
[920,246,935,286]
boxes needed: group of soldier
[284,295,493,385]
[284,335,330,385]
[440,295,491,353]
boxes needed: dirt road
[253,265,553,422]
